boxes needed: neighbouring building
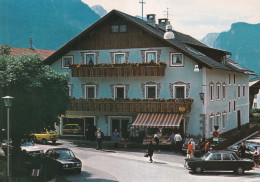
[44,10,254,141]
[250,79,260,109]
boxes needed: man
[112,129,120,148]
[174,132,182,153]
[238,141,249,158]
[96,128,104,150]
[154,130,161,151]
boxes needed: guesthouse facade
[45,10,254,140]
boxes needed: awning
[132,113,183,128]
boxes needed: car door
[221,153,236,170]
[206,153,222,170]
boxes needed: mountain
[201,22,260,74]
[91,5,107,17]
[200,33,219,48]
[0,0,100,50]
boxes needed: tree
[0,53,70,175]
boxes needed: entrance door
[111,118,130,138]
[112,119,120,133]
[85,118,95,141]
[237,110,241,130]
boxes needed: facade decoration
[169,81,190,98]
[141,81,161,98]
[81,82,99,98]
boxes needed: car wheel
[52,140,56,144]
[42,139,47,145]
[235,167,244,175]
[195,166,203,174]
[76,168,81,174]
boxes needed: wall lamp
[194,64,202,72]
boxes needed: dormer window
[111,25,127,33]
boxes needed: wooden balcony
[69,99,193,113]
[70,65,166,77]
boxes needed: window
[229,101,231,112]
[222,84,226,99]
[175,86,185,99]
[234,100,236,111]
[84,53,95,64]
[114,86,125,99]
[209,84,214,101]
[215,114,220,129]
[223,154,232,160]
[254,103,257,108]
[111,25,127,33]
[229,74,231,84]
[243,85,245,97]
[222,113,227,129]
[85,85,96,99]
[145,85,157,99]
[216,84,220,100]
[210,153,221,160]
[170,53,183,66]
[234,74,236,84]
[62,56,73,69]
[209,116,214,133]
[238,85,241,97]
[145,51,157,63]
[114,53,126,63]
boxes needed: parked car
[33,129,59,144]
[63,124,83,135]
[182,138,204,155]
[21,141,44,155]
[45,148,82,173]
[226,144,255,159]
[184,150,254,175]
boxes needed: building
[250,79,260,109]
[44,10,254,140]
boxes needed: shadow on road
[189,171,259,177]
[152,161,167,165]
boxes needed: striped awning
[132,113,183,128]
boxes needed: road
[38,139,260,182]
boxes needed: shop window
[62,56,73,69]
[145,85,157,99]
[170,53,183,66]
[145,51,157,63]
[85,85,96,99]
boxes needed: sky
[82,0,260,40]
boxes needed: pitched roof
[44,9,254,75]
[9,47,55,60]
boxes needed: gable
[72,14,167,50]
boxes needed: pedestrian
[174,132,182,153]
[154,130,161,151]
[205,140,211,153]
[147,141,154,163]
[112,128,120,148]
[187,141,193,159]
[190,138,195,158]
[169,132,175,152]
[96,128,104,150]
[238,141,249,158]
[253,146,259,167]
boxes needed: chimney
[158,18,168,30]
[147,14,156,27]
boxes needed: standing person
[174,132,182,153]
[147,141,154,163]
[190,138,196,158]
[205,140,211,153]
[96,128,104,150]
[187,141,193,159]
[112,129,120,148]
[253,146,259,168]
[154,130,161,152]
[169,132,175,152]
[238,141,249,158]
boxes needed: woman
[187,141,193,159]
[253,146,259,168]
[147,141,154,163]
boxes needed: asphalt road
[37,139,260,182]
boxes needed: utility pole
[139,0,146,20]
[164,7,169,19]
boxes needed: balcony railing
[69,63,166,77]
[69,98,193,113]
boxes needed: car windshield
[57,150,75,158]
[201,152,211,160]
[21,142,34,147]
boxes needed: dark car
[45,148,82,173]
[182,138,204,155]
[226,144,255,159]
[184,150,254,175]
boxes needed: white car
[21,141,44,155]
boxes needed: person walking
[169,132,175,152]
[238,141,249,158]
[112,129,120,148]
[147,141,154,163]
[174,132,182,153]
[190,138,195,158]
[154,131,161,152]
[187,141,193,159]
[205,140,211,153]
[96,128,104,150]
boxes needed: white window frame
[209,115,214,133]
[145,85,157,99]
[114,85,126,100]
[114,53,126,64]
[209,83,214,101]
[242,85,246,97]
[62,56,73,69]
[173,84,186,99]
[84,53,96,64]
[216,83,220,100]
[145,51,157,63]
[222,112,227,130]
[170,53,183,67]
[85,85,96,99]
[222,83,226,100]
[238,85,241,98]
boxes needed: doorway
[111,117,131,138]
[85,117,95,141]
[237,110,241,130]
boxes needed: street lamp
[2,96,14,177]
